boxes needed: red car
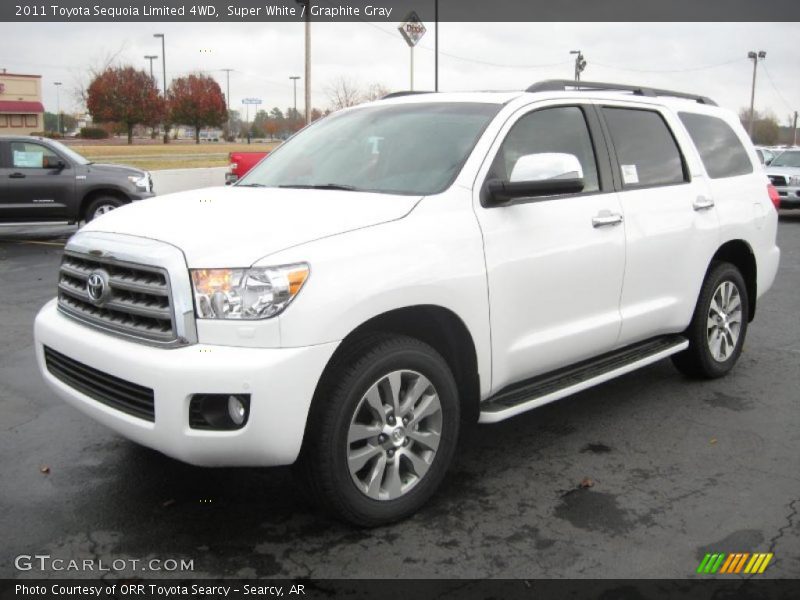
[225,151,269,184]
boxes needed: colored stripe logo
[696,552,773,574]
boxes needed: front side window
[239,102,501,196]
[488,106,600,193]
[603,107,687,188]
[10,142,61,169]
[678,112,752,178]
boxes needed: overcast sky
[1,22,798,124]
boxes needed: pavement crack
[765,496,799,572]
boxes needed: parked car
[225,150,269,184]
[34,80,780,526]
[0,135,154,223]
[765,149,800,208]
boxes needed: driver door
[474,104,626,392]
[4,140,74,220]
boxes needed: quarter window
[488,106,600,193]
[678,112,753,178]
[10,142,61,169]
[602,107,687,187]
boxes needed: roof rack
[525,79,717,106]
[381,91,435,100]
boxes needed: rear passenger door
[599,104,720,346]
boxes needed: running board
[479,335,688,423]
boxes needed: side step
[479,335,688,423]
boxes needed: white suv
[34,80,781,526]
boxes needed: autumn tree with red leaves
[86,66,164,145]
[168,74,227,144]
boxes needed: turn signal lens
[767,184,781,211]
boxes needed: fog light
[189,394,250,430]
[228,395,246,426]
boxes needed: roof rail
[525,79,717,106]
[381,91,435,100]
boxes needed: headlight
[128,173,150,190]
[789,175,800,186]
[191,263,309,319]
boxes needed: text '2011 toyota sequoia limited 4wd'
[34,80,780,526]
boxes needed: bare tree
[362,82,391,102]
[73,44,129,110]
[326,76,363,111]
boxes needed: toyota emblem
[86,271,109,304]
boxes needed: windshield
[770,151,800,168]
[48,139,92,165]
[238,102,501,195]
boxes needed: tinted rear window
[602,107,687,188]
[678,112,753,178]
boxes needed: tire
[672,261,749,379]
[297,334,460,527]
[84,196,124,222]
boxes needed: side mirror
[486,152,585,204]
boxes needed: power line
[761,63,796,114]
[591,57,746,74]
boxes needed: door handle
[693,196,715,211]
[9,172,25,179]
[592,211,623,228]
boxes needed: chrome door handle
[592,211,623,228]
[693,196,715,210]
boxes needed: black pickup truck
[0,136,155,223]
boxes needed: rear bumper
[34,299,338,467]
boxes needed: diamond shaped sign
[398,11,426,47]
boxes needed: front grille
[57,252,177,344]
[769,175,787,186]
[44,346,155,421]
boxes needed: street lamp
[289,76,300,119]
[294,0,311,124]
[570,50,586,82]
[53,81,62,134]
[747,50,767,139]
[144,55,158,81]
[154,33,167,142]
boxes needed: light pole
[154,33,167,142]
[295,0,311,124]
[747,50,766,139]
[221,68,233,138]
[53,81,62,134]
[144,55,158,81]
[289,76,300,119]
[570,50,586,82]
[434,0,439,92]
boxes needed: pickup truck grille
[44,346,155,422]
[57,252,177,344]
[769,175,787,186]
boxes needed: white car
[34,80,781,526]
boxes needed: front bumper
[34,299,338,467]
[774,185,800,208]
[131,191,156,200]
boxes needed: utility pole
[295,0,311,124]
[53,81,62,134]
[221,68,233,138]
[289,76,300,119]
[570,50,586,82]
[434,0,439,92]
[144,55,158,81]
[793,110,798,147]
[747,50,766,140]
[154,33,167,142]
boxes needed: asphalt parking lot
[1,215,798,580]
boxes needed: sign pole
[410,46,414,91]
[398,11,426,92]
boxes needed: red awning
[0,100,45,113]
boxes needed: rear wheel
[84,196,124,222]
[672,261,749,379]
[297,334,460,526]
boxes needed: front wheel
[84,196,124,222]
[672,261,749,379]
[297,334,460,526]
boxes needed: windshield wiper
[279,183,359,191]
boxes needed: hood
[86,163,145,176]
[81,186,421,267]
[766,165,800,177]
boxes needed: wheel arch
[309,305,482,428]
[709,239,757,321]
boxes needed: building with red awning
[0,71,44,135]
